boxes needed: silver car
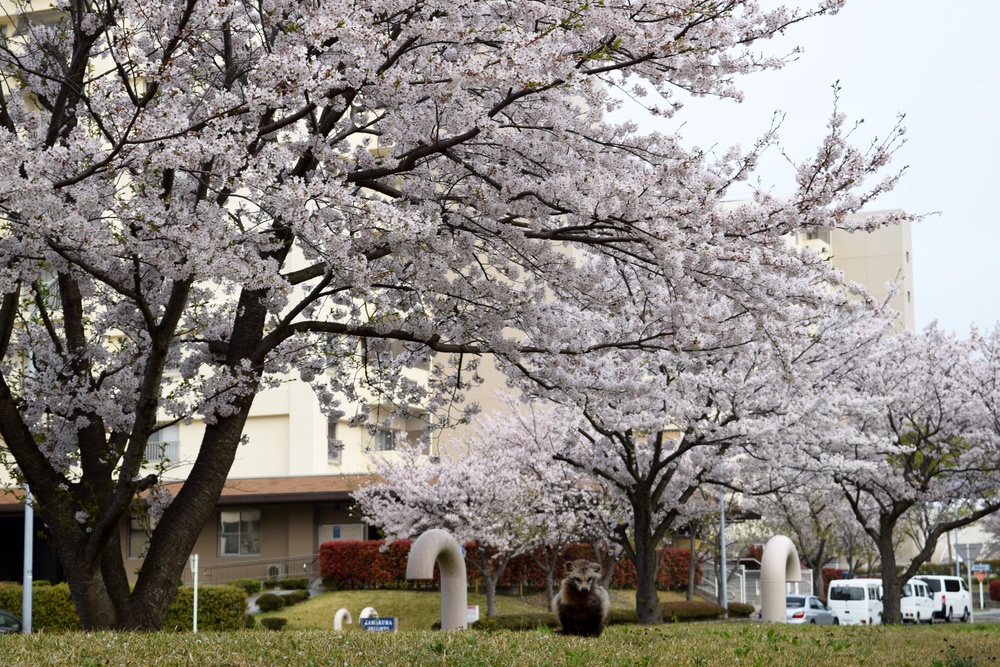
[785,595,840,625]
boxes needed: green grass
[258,588,686,631]
[2,623,1000,666]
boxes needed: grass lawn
[2,622,1000,666]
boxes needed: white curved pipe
[760,535,802,623]
[405,529,468,630]
[333,608,352,631]
[359,606,378,620]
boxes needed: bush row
[0,583,80,631]
[255,590,311,612]
[0,582,249,632]
[163,585,249,632]
[468,600,732,631]
[319,540,700,591]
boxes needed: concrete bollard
[760,535,802,623]
[405,529,468,630]
[333,608,352,631]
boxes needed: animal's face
[565,560,602,593]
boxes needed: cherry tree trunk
[632,502,663,624]
[877,534,901,625]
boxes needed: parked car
[785,595,839,625]
[915,575,973,622]
[900,578,935,624]
[0,611,22,634]
[827,578,883,626]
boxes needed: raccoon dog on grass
[553,559,610,637]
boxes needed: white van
[827,578,883,626]
[916,575,973,622]
[900,579,935,624]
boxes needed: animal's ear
[564,561,575,574]
[588,563,602,576]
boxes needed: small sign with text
[361,617,397,632]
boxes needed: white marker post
[972,564,991,610]
[189,554,199,633]
[22,485,33,635]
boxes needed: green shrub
[727,602,756,618]
[255,592,286,612]
[164,585,248,632]
[245,614,257,629]
[262,580,281,590]
[280,590,310,606]
[230,578,263,595]
[0,583,80,631]
[606,609,640,626]
[260,617,288,631]
[278,577,309,590]
[661,600,726,622]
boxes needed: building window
[219,509,261,556]
[333,525,341,539]
[327,419,343,464]
[374,428,395,452]
[803,227,831,243]
[145,424,179,463]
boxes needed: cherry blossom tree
[788,325,1000,624]
[352,400,614,616]
[514,272,897,623]
[0,0,908,629]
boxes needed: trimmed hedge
[0,582,80,631]
[164,585,248,632]
[727,602,756,618]
[255,592,286,612]
[278,577,309,590]
[320,540,418,589]
[280,590,310,606]
[990,579,1000,602]
[320,540,700,591]
[230,578,263,595]
[260,617,288,631]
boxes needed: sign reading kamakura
[361,618,397,632]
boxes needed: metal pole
[954,531,961,578]
[719,490,728,619]
[22,485,33,634]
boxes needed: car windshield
[786,597,806,608]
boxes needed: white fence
[698,563,814,607]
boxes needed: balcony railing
[180,554,320,586]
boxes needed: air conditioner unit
[266,564,287,579]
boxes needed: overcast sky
[616,0,1000,335]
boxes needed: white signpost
[972,563,991,610]
[189,554,199,633]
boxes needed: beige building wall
[792,212,914,332]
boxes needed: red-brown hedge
[320,540,699,590]
[319,540,424,589]
[989,578,1000,601]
